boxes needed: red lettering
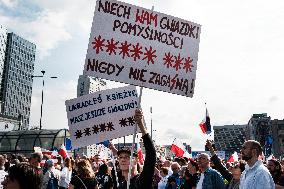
[135,9,158,27]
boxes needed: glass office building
[0,25,7,92]
[0,32,36,129]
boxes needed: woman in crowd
[181,159,199,189]
[42,159,61,189]
[157,167,169,189]
[206,140,246,189]
[59,157,72,189]
[69,159,98,189]
[95,163,113,189]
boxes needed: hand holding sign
[134,109,147,136]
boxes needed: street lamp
[32,70,57,130]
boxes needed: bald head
[171,162,181,174]
[197,153,210,172]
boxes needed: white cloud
[0,0,18,8]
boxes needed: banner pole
[127,4,154,188]
[126,87,143,189]
[111,151,119,188]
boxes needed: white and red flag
[58,144,69,159]
[137,142,144,165]
[227,152,238,163]
[171,138,186,157]
[199,108,211,134]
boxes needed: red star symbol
[105,38,119,55]
[183,56,194,73]
[142,46,157,65]
[118,41,131,59]
[92,35,105,54]
[163,52,174,68]
[173,53,184,71]
[130,43,143,61]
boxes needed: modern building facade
[0,114,21,131]
[214,124,247,156]
[270,119,284,158]
[76,74,107,157]
[246,113,272,156]
[0,25,7,110]
[0,32,36,130]
[77,75,107,97]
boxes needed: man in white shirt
[239,140,275,189]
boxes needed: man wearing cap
[109,109,156,189]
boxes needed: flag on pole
[199,108,211,134]
[58,144,68,159]
[137,141,144,164]
[171,138,186,157]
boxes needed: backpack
[47,171,59,189]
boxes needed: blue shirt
[165,173,183,189]
[200,168,226,189]
[239,160,275,189]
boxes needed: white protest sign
[84,0,201,97]
[65,85,139,149]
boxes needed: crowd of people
[0,109,284,189]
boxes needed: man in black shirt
[110,109,156,189]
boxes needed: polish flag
[227,152,238,163]
[199,108,211,134]
[58,144,69,159]
[137,142,144,164]
[171,138,185,157]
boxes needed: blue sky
[1,0,284,150]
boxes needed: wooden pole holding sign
[127,87,143,189]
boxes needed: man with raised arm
[109,109,156,189]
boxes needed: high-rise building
[270,119,284,158]
[0,31,36,130]
[77,75,107,97]
[214,124,247,156]
[76,74,107,157]
[0,25,7,109]
[245,113,275,156]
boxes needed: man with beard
[239,140,275,189]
